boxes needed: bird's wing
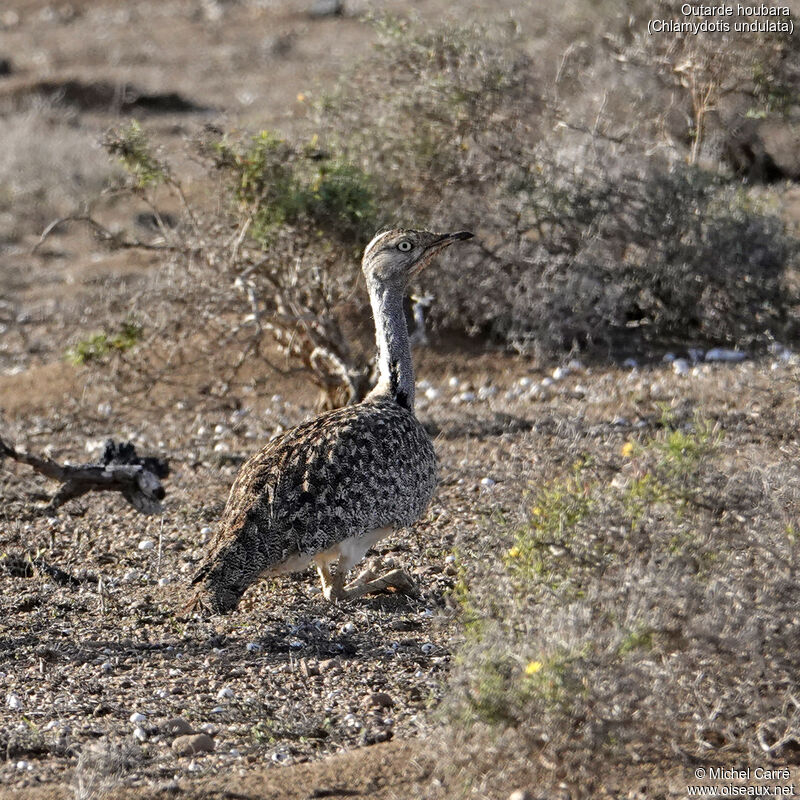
[199,400,436,571]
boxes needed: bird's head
[362,228,473,286]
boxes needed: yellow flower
[296,93,306,103]
[507,546,521,558]
[525,660,543,675]
[621,442,635,458]
[532,506,542,517]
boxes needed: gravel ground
[2,346,799,796]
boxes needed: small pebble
[508,792,534,800]
[162,717,194,736]
[480,477,496,488]
[340,622,356,635]
[448,376,460,388]
[672,359,690,376]
[6,693,22,710]
[552,366,569,380]
[424,387,440,401]
[444,555,456,564]
[518,376,533,388]
[122,569,139,583]
[216,686,235,700]
[138,540,154,551]
[705,348,746,363]
[172,733,215,756]
[662,352,676,363]
[623,358,638,369]
[541,377,553,387]
[245,642,262,652]
[15,760,30,771]
[133,726,148,742]
[367,692,394,709]
[420,643,435,654]
[129,712,146,724]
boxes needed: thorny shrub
[441,410,800,794]
[57,16,800,406]
[316,15,799,355]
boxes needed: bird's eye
[397,240,413,252]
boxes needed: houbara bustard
[188,228,473,614]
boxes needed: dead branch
[31,214,185,255]
[0,437,169,515]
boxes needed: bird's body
[189,228,472,614]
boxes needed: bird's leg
[316,560,344,602]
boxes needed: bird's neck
[366,278,415,410]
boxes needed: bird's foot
[341,568,419,600]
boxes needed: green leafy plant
[66,321,142,365]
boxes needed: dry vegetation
[2,0,800,797]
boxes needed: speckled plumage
[188,228,472,614]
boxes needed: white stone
[245,642,262,652]
[6,693,22,710]
[216,686,235,700]
[421,643,435,654]
[340,622,356,635]
[129,712,146,724]
[138,540,154,551]
[552,366,570,380]
[541,377,553,387]
[458,391,476,403]
[672,359,690,376]
[705,348,746,363]
[518,376,533,388]
[133,726,148,742]
[448,376,460,388]
[480,477,496,488]
[424,387,440,401]
[662,352,676,363]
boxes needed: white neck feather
[365,276,415,410]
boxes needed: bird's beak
[411,230,473,276]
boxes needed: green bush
[209,130,376,246]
